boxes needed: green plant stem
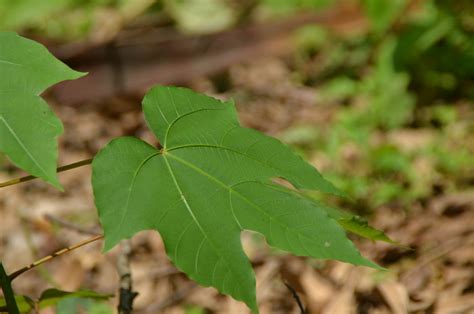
[0,262,19,314]
[8,234,103,281]
[0,158,93,188]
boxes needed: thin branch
[8,234,103,281]
[0,158,93,188]
[44,214,100,235]
[284,281,306,314]
[117,240,138,314]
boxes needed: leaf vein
[0,115,52,181]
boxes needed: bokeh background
[1,0,473,313]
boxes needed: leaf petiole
[0,158,93,188]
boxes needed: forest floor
[1,55,473,314]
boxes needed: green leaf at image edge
[92,85,380,313]
[0,295,33,314]
[0,32,85,189]
[0,289,112,313]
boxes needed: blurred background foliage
[284,0,473,211]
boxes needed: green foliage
[392,0,474,99]
[262,0,333,14]
[360,38,415,129]
[0,0,118,39]
[288,0,474,210]
[56,298,113,314]
[38,289,112,309]
[0,32,84,189]
[0,289,111,313]
[184,305,206,314]
[319,38,415,131]
[0,295,32,313]
[164,0,237,34]
[361,0,406,34]
[282,100,472,208]
[92,86,379,313]
[0,0,72,32]
[371,145,411,175]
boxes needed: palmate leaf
[0,32,85,189]
[92,86,379,313]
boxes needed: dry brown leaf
[52,257,85,290]
[187,286,219,311]
[435,294,474,314]
[377,281,409,314]
[256,258,280,303]
[388,129,435,153]
[300,265,335,310]
[322,289,356,314]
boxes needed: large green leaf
[0,32,85,189]
[92,86,379,313]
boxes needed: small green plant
[0,32,391,313]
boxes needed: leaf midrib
[0,114,52,181]
[161,153,249,296]
[0,59,23,67]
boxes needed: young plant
[0,32,390,313]
[92,86,380,312]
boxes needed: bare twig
[0,158,93,188]
[284,281,306,314]
[8,234,103,281]
[44,214,100,235]
[117,240,138,314]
